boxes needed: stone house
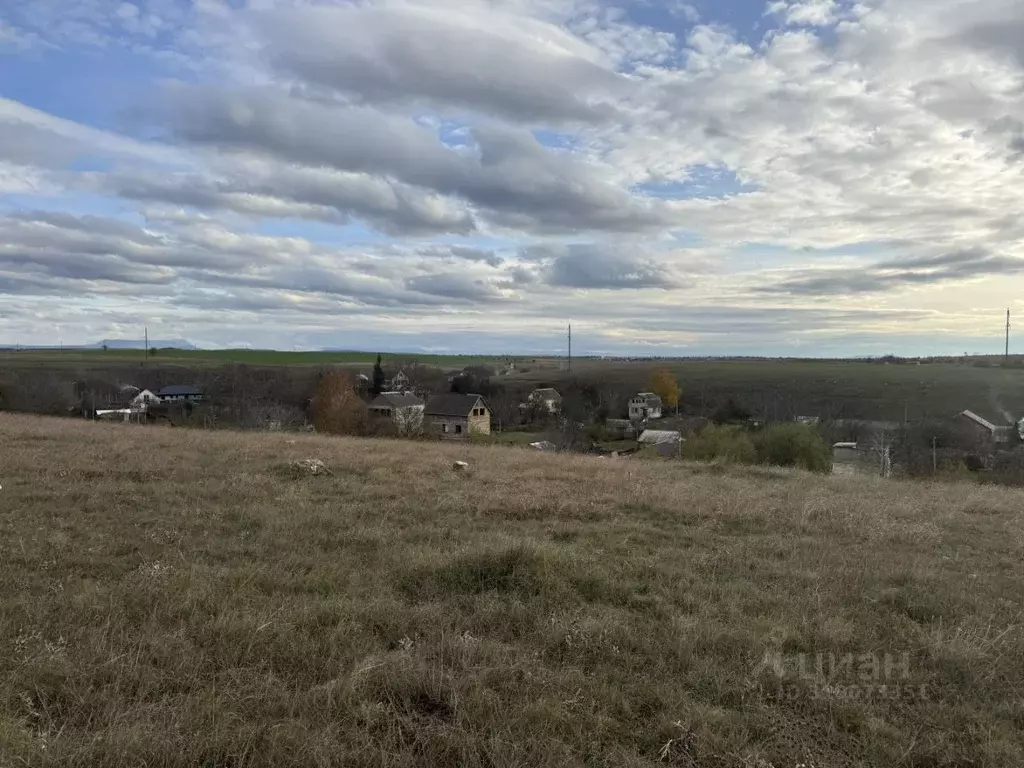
[368,391,424,435]
[424,393,491,439]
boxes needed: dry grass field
[2,414,1024,767]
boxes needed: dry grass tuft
[2,413,1024,766]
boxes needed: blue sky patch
[635,165,758,200]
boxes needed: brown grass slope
[1,414,1023,768]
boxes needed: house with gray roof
[424,393,490,439]
[155,385,205,404]
[369,391,424,435]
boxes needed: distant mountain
[91,339,198,350]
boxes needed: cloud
[0,96,189,169]
[102,163,476,235]
[524,243,680,289]
[0,20,44,52]
[159,84,674,234]
[761,248,1024,295]
[2,0,1024,353]
[446,247,504,267]
[405,272,507,301]
[258,3,629,125]
[767,0,839,27]
[0,209,510,311]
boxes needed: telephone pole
[567,323,572,372]
[144,326,148,366]
[1006,309,1011,365]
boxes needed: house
[629,392,663,421]
[424,393,491,439]
[522,387,562,415]
[155,385,205,404]
[368,391,424,434]
[130,389,160,410]
[954,410,1012,449]
[388,370,410,392]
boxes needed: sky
[0,0,1022,356]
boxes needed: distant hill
[91,339,198,350]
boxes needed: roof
[959,410,998,432]
[633,392,663,407]
[424,393,487,417]
[638,429,682,444]
[370,392,423,409]
[606,418,633,427]
[156,385,203,396]
[531,388,562,400]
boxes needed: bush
[711,398,752,425]
[682,425,757,465]
[755,423,832,473]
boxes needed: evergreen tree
[372,353,386,395]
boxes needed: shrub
[682,424,757,465]
[711,398,752,425]
[755,423,832,473]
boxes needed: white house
[388,370,410,392]
[522,387,562,415]
[130,389,160,410]
[629,392,663,421]
[368,391,424,435]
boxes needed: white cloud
[1,0,1024,352]
[769,0,839,27]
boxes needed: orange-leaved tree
[313,371,368,435]
[648,369,681,414]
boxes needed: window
[442,424,449,433]
[455,424,463,434]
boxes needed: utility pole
[1006,309,1011,365]
[144,326,148,366]
[567,323,572,373]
